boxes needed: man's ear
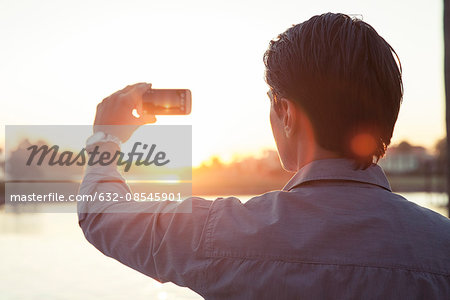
[279,98,297,138]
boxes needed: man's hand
[94,82,156,142]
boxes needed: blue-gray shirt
[78,158,450,299]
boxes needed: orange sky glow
[0,0,446,167]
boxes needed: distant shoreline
[0,174,446,206]
[191,174,447,195]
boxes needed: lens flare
[350,133,377,157]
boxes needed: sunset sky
[0,0,445,166]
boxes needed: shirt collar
[282,158,392,192]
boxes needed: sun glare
[350,133,377,157]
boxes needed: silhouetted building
[379,142,432,174]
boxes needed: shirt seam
[287,176,391,192]
[201,198,221,291]
[288,180,391,192]
[204,254,450,277]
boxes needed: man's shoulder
[203,188,450,276]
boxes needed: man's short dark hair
[264,13,403,169]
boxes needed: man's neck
[295,146,343,171]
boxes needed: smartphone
[142,89,192,115]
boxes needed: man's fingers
[93,82,156,142]
[130,82,151,106]
[134,83,151,116]
[94,82,155,127]
[139,114,157,124]
[106,82,148,104]
[119,82,146,96]
[121,83,156,125]
[128,113,156,126]
[128,84,156,125]
[119,83,150,111]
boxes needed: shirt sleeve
[77,151,213,291]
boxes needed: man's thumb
[139,114,157,124]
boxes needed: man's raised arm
[77,83,212,292]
